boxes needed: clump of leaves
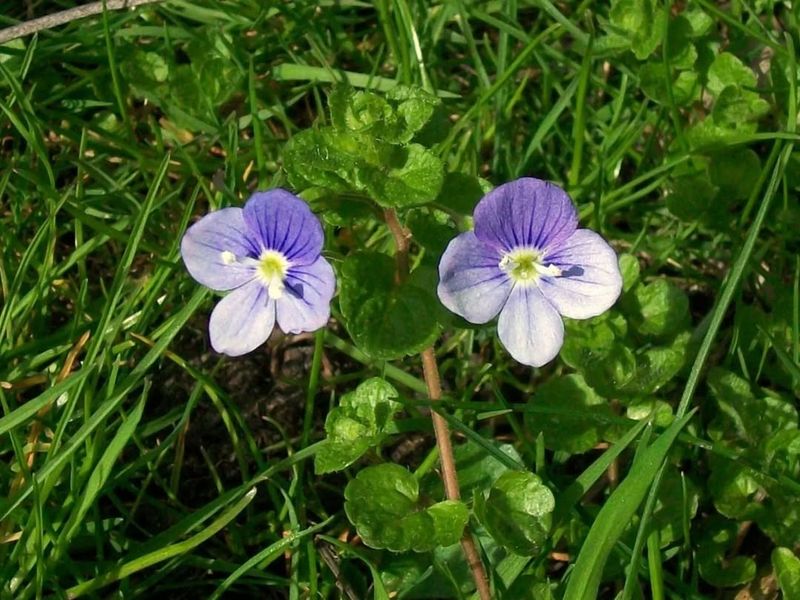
[529,254,692,454]
[284,83,445,209]
[315,378,402,474]
[284,85,451,361]
[121,32,243,133]
[705,369,800,553]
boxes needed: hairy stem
[383,207,492,599]
[383,208,410,283]
[421,347,492,600]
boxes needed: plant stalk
[383,208,410,282]
[421,347,492,600]
[383,208,492,600]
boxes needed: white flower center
[499,248,561,285]
[256,249,291,299]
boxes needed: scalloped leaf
[344,464,468,552]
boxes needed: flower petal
[497,285,564,367]
[209,280,275,356]
[539,229,622,319]
[243,189,323,266]
[437,231,512,324]
[276,257,336,334]
[181,207,259,291]
[473,178,577,252]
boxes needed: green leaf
[697,516,757,588]
[562,314,636,397]
[707,52,757,97]
[619,254,641,293]
[314,378,402,474]
[406,209,457,257]
[683,54,769,149]
[474,471,555,556]
[330,86,394,134]
[772,547,800,597]
[665,16,698,70]
[707,368,798,446]
[683,9,714,37]
[525,374,614,454]
[386,85,441,140]
[285,87,443,207]
[633,279,690,339]
[122,49,170,102]
[619,332,690,395]
[329,83,440,144]
[302,187,375,227]
[585,344,639,398]
[625,399,674,428]
[561,312,628,371]
[562,411,695,600]
[764,429,800,475]
[448,441,523,498]
[328,84,441,144]
[283,128,362,192]
[338,252,440,359]
[344,464,468,552]
[712,85,770,128]
[640,63,699,106]
[359,143,444,207]
[666,174,721,222]
[709,148,761,201]
[707,456,763,519]
[757,492,800,547]
[609,0,666,60]
[649,468,699,547]
[686,117,753,149]
[435,172,489,215]
[380,527,500,597]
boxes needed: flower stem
[383,208,410,283]
[421,347,492,600]
[383,207,492,599]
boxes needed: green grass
[1,1,800,598]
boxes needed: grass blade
[562,411,696,600]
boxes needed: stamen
[538,263,562,277]
[257,250,291,300]
[221,250,237,265]
[498,248,561,285]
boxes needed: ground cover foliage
[1,0,800,598]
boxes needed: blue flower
[181,189,336,357]
[437,177,622,367]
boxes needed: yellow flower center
[499,248,561,285]
[257,250,290,299]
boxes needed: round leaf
[475,471,555,556]
[709,149,761,201]
[339,252,440,359]
[772,547,800,597]
[344,464,468,552]
[359,144,444,208]
[633,279,690,339]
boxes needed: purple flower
[181,189,335,357]
[437,178,622,367]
